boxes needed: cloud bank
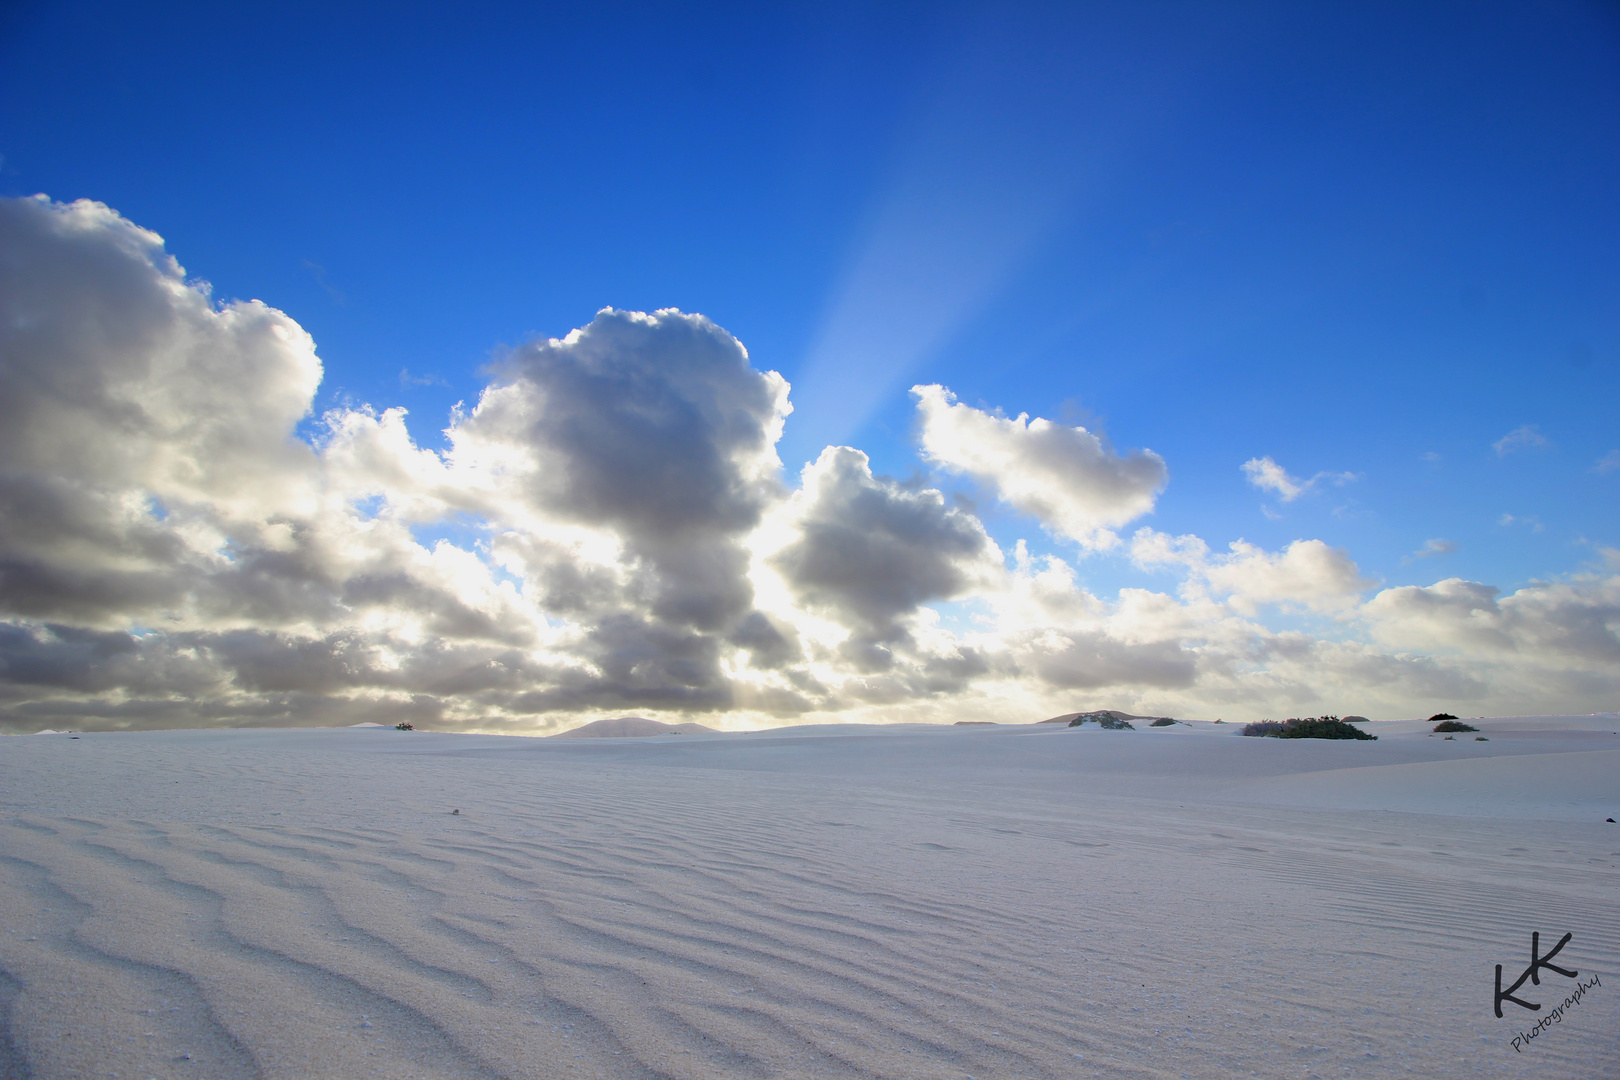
[1,195,1616,731]
[912,384,1166,549]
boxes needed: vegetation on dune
[1149,718,1177,727]
[395,722,415,731]
[1427,713,1458,723]
[1433,719,1478,733]
[1067,712,1136,730]
[1242,716,1377,741]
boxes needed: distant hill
[551,716,719,738]
[1039,710,1174,727]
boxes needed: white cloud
[771,448,999,631]
[1241,456,1305,501]
[1594,449,1620,475]
[762,446,1002,678]
[1201,539,1374,616]
[1364,574,1620,671]
[1,194,1616,731]
[0,197,803,726]
[1130,529,1372,615]
[1129,529,1210,571]
[1241,456,1357,504]
[1498,513,1544,532]
[1493,425,1549,457]
[912,384,1165,549]
[0,194,326,626]
[1404,538,1458,563]
[449,307,792,633]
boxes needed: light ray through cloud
[786,7,1199,461]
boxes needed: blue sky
[1,1,1617,729]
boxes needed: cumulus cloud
[1130,529,1372,616]
[1202,540,1373,615]
[912,384,1165,549]
[767,446,1000,671]
[1365,574,1620,669]
[0,197,804,729]
[450,308,791,631]
[1128,529,1210,572]
[1493,425,1549,456]
[1240,456,1357,504]
[0,194,324,628]
[1,194,1616,731]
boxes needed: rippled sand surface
[1,719,1616,1079]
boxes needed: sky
[0,0,1617,733]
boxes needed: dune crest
[551,716,718,738]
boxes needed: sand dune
[552,717,720,738]
[1037,710,1174,726]
[1,717,1615,1078]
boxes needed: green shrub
[1067,712,1135,730]
[1243,716,1376,741]
[395,722,415,731]
[1428,712,1458,723]
[1150,718,1177,727]
[1433,720,1478,733]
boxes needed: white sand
[1,716,1616,1079]
[553,718,720,738]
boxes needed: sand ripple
[1,726,1616,1078]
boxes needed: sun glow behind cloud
[1,193,1618,733]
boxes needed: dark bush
[1150,718,1177,727]
[1428,713,1458,723]
[1433,719,1478,733]
[1243,716,1376,741]
[1282,717,1377,740]
[395,722,415,731]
